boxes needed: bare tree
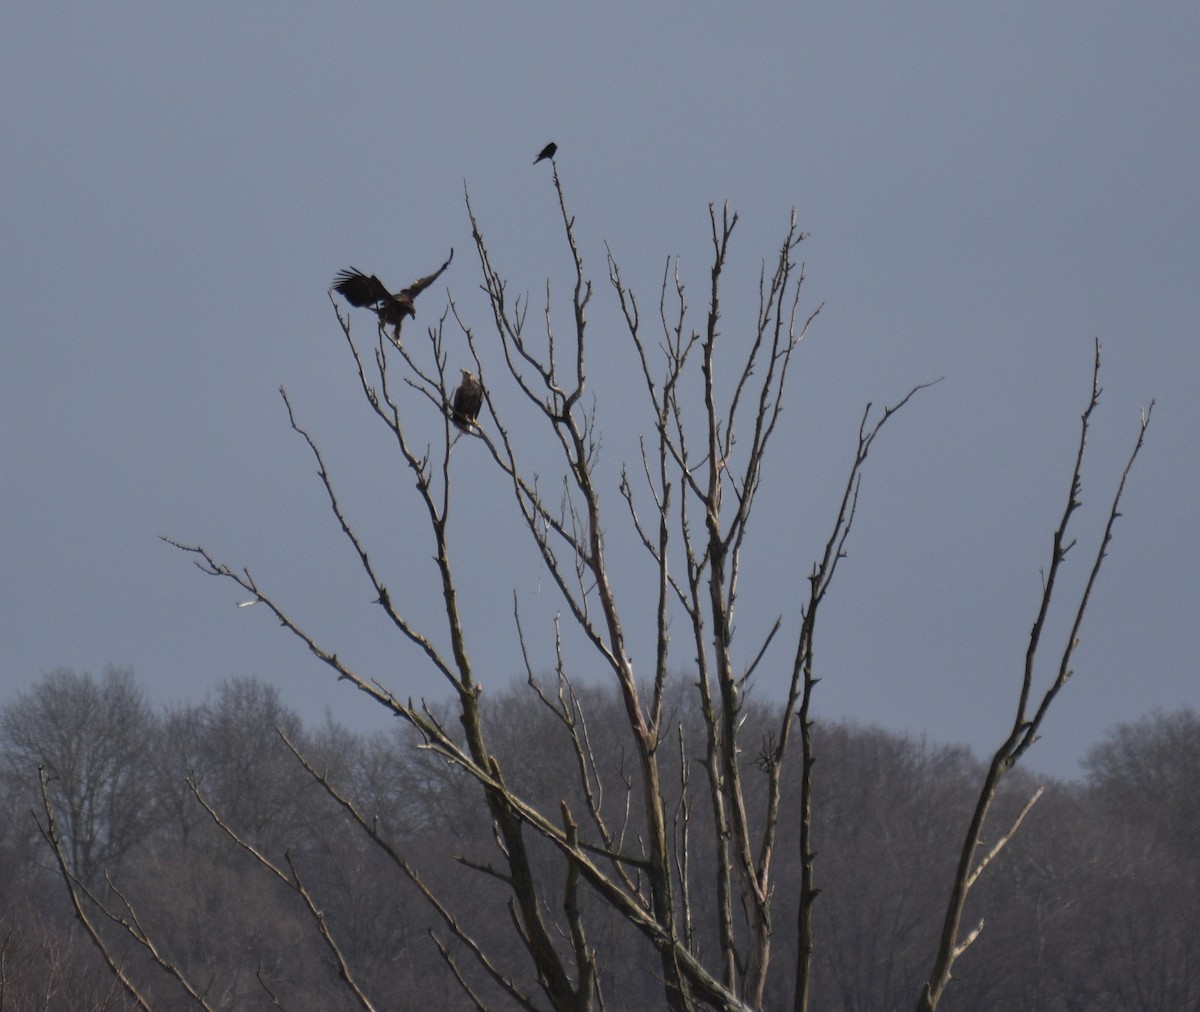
[33,169,1151,1009]
[1072,707,1200,1011]
[190,677,311,855]
[2,667,157,886]
[0,897,138,1012]
[916,349,1152,1012]
[1083,706,1200,861]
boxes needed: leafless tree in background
[21,164,1153,1010]
[2,667,156,888]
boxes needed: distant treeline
[1,667,1196,1010]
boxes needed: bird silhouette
[333,250,454,339]
[452,369,484,430]
[533,142,557,164]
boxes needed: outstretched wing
[332,268,393,309]
[400,249,454,300]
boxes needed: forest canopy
[2,668,1197,1010]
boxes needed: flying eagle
[533,142,557,164]
[332,249,454,338]
[452,369,483,430]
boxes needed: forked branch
[918,342,1152,1012]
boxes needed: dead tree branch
[918,341,1153,1012]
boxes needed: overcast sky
[2,4,1196,780]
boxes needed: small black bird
[332,250,454,339]
[452,369,484,430]
[533,142,557,164]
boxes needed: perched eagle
[452,369,484,430]
[332,249,454,338]
[533,141,557,164]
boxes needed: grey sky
[2,5,1195,780]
